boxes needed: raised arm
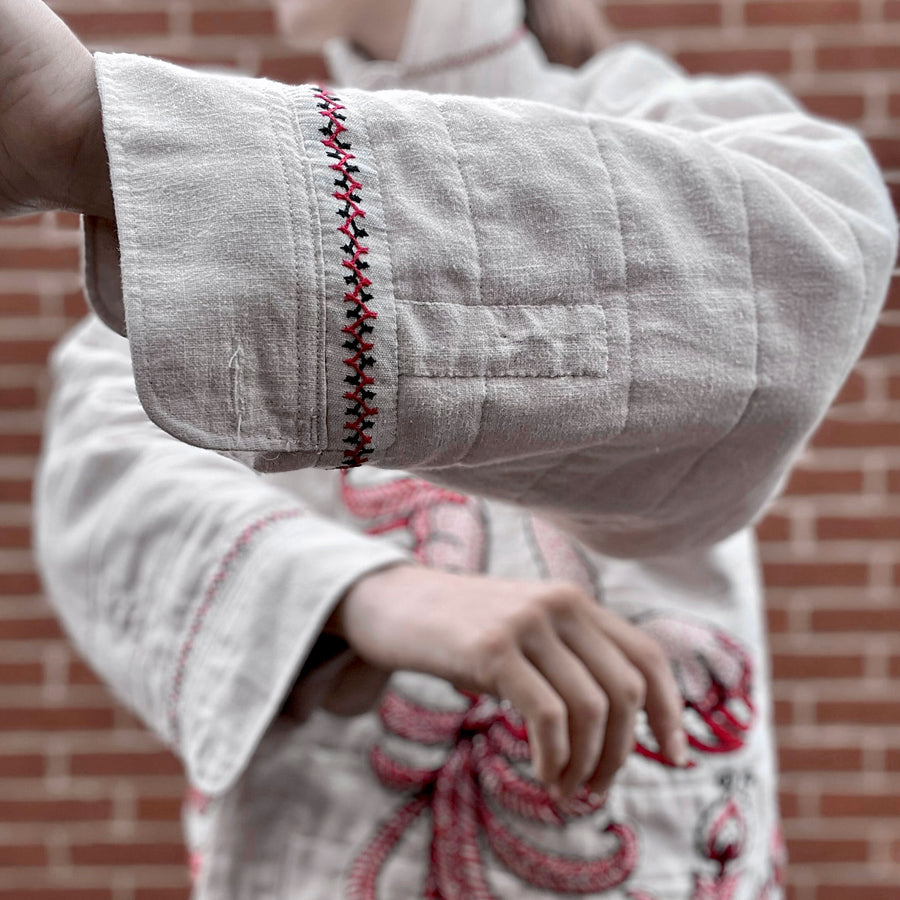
[79,50,897,557]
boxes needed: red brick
[747,1,860,26]
[0,340,56,365]
[136,796,185,821]
[883,0,900,19]
[0,526,31,547]
[812,419,900,448]
[0,434,42,454]
[889,375,900,400]
[816,516,900,541]
[1,707,116,731]
[191,8,275,35]
[787,837,869,863]
[0,662,44,685]
[0,479,32,502]
[816,700,900,724]
[0,213,43,228]
[816,886,900,900]
[70,751,183,778]
[817,44,900,70]
[867,136,900,169]
[778,789,800,818]
[258,54,329,84]
[0,753,45,777]
[0,572,42,596]
[0,618,63,640]
[798,92,865,120]
[863,321,900,357]
[811,607,900,631]
[0,247,79,270]
[832,369,867,403]
[0,294,41,316]
[756,514,791,542]
[63,11,169,38]
[0,844,47,866]
[774,698,793,725]
[762,561,868,587]
[888,747,900,770]
[0,892,113,900]
[771,653,864,678]
[0,387,37,409]
[0,798,112,822]
[886,273,900,310]
[63,292,89,319]
[54,212,82,230]
[821,792,900,816]
[891,655,900,678]
[891,469,900,492]
[675,48,792,75]
[71,841,187,866]
[605,2,721,29]
[68,660,101,686]
[786,467,863,494]
[777,744,863,771]
[134,889,192,900]
[766,606,789,632]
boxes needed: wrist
[324,561,421,641]
[63,55,115,220]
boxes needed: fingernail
[666,729,689,768]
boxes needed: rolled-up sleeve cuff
[84,52,400,466]
[172,511,413,796]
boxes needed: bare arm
[0,0,112,219]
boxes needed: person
[12,0,895,896]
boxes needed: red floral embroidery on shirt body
[339,474,758,896]
[313,88,378,467]
[632,614,756,762]
[690,772,753,900]
[340,471,488,571]
[347,689,638,899]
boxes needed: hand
[0,0,113,218]
[330,564,689,800]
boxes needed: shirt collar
[323,0,533,93]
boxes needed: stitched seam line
[166,508,306,745]
[398,24,528,82]
[313,86,378,468]
[270,91,305,449]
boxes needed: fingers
[519,624,608,798]
[491,651,571,790]
[581,604,688,768]
[553,619,645,795]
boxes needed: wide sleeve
[32,314,415,796]
[82,48,898,557]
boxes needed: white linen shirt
[33,0,896,897]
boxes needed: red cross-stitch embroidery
[313,87,378,467]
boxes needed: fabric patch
[312,87,379,467]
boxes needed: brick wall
[0,1,896,898]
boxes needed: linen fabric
[80,1,896,558]
[33,0,896,897]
